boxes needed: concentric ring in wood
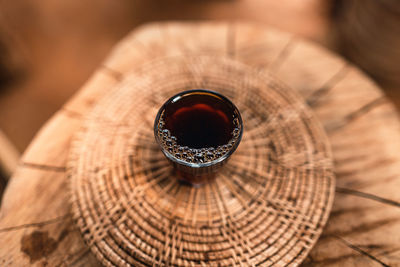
[68,55,335,266]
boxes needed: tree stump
[1,22,400,266]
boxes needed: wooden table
[1,22,400,266]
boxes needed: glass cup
[154,89,243,185]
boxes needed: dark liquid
[164,93,236,149]
[166,104,232,148]
[156,91,241,164]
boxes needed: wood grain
[1,22,400,266]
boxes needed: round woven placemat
[68,55,335,266]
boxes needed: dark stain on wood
[20,230,58,263]
[20,223,71,264]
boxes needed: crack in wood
[0,214,70,233]
[327,96,387,133]
[226,22,236,58]
[306,64,349,107]
[158,23,169,44]
[376,246,400,258]
[63,248,91,266]
[131,37,156,59]
[325,217,397,239]
[61,108,84,119]
[339,173,398,191]
[99,64,124,82]
[303,254,316,265]
[340,96,387,123]
[267,36,297,73]
[329,206,370,218]
[334,235,390,267]
[301,251,379,266]
[21,162,67,172]
[334,158,396,184]
[336,187,400,208]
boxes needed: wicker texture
[68,55,334,266]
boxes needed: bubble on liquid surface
[157,112,241,164]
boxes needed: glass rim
[154,89,243,169]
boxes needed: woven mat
[68,55,335,266]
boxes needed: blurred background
[0,0,399,194]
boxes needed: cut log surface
[1,22,400,266]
